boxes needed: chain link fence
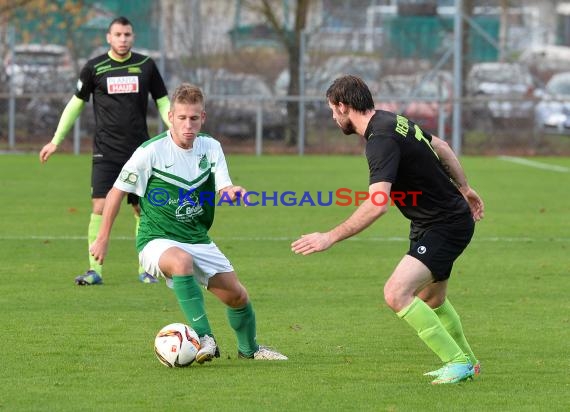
[1,0,570,156]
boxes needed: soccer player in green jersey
[89,83,287,362]
[292,75,484,384]
[39,16,170,285]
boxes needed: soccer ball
[154,323,200,367]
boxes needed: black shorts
[91,158,139,205]
[407,216,475,282]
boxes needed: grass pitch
[1,153,569,411]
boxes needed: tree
[243,0,310,146]
[0,0,95,76]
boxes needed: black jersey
[364,110,471,237]
[75,51,168,163]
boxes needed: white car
[3,43,74,95]
[535,71,570,133]
[466,62,536,127]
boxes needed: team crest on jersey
[198,154,209,171]
[119,170,138,185]
[107,76,139,94]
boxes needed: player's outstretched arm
[292,181,391,255]
[89,187,127,264]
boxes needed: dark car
[375,71,452,136]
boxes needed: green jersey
[114,132,233,252]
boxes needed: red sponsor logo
[107,76,139,94]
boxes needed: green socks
[227,302,258,356]
[434,299,478,365]
[397,297,467,364]
[88,213,103,274]
[172,276,259,356]
[172,275,212,337]
[134,214,145,274]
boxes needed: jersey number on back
[395,114,438,159]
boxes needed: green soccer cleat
[430,362,474,385]
[74,270,103,286]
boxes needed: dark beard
[340,119,356,135]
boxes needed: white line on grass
[498,156,570,172]
[1,235,568,242]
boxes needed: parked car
[375,71,453,136]
[465,62,536,128]
[518,45,570,84]
[534,71,570,133]
[311,55,382,97]
[3,43,74,95]
[274,55,382,121]
[274,55,382,98]
[193,69,287,140]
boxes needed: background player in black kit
[39,16,170,286]
[291,75,485,385]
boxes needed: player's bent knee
[383,293,399,312]
[383,285,409,312]
[225,287,249,308]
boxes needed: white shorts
[139,239,234,288]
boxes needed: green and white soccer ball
[154,323,200,367]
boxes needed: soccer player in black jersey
[39,16,170,286]
[291,75,485,384]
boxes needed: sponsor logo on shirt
[128,67,142,74]
[175,196,204,222]
[107,76,139,94]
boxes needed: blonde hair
[171,83,205,106]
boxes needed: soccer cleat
[473,361,481,377]
[139,272,159,284]
[238,345,288,360]
[74,270,103,286]
[423,365,445,377]
[195,335,220,364]
[425,360,481,378]
[430,362,474,385]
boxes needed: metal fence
[1,91,568,156]
[2,0,570,156]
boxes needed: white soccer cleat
[196,334,219,364]
[239,345,288,360]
